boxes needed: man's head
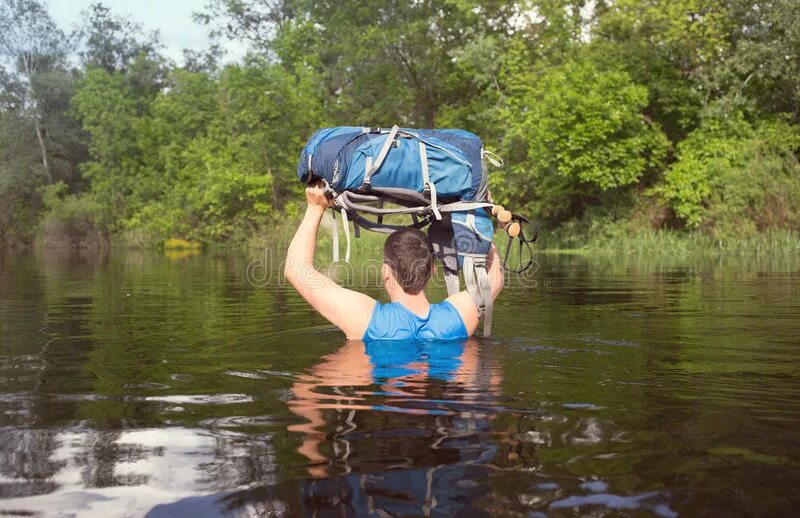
[382,228,434,295]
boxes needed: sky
[47,0,247,63]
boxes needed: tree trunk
[33,115,49,174]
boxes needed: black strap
[502,215,536,274]
[348,211,432,234]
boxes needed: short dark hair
[384,228,434,294]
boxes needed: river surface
[1,247,799,517]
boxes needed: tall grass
[538,228,800,273]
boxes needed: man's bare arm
[284,186,376,339]
[486,242,504,300]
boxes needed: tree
[591,0,731,139]
[73,2,162,73]
[0,0,68,174]
[201,0,532,127]
[497,52,668,224]
[711,0,800,121]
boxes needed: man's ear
[381,263,392,284]
[431,263,437,275]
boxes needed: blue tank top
[363,301,468,341]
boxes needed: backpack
[297,125,534,336]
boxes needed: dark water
[1,247,799,517]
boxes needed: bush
[39,183,107,248]
[653,115,800,238]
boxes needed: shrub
[653,115,800,238]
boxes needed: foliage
[73,3,161,73]
[1,0,799,247]
[39,182,105,248]
[72,58,325,243]
[653,115,800,237]
[497,54,669,224]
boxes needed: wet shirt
[363,301,468,342]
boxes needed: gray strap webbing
[348,186,495,213]
[437,201,495,212]
[338,196,427,215]
[444,270,460,296]
[363,125,399,186]
[475,260,493,337]
[463,256,493,337]
[362,187,431,204]
[331,209,339,262]
[418,141,441,220]
[336,191,495,217]
[463,256,484,316]
[340,208,351,262]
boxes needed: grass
[535,228,800,274]
[94,210,800,274]
[545,228,799,256]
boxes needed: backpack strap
[331,209,339,262]
[418,141,441,220]
[428,218,460,295]
[475,258,493,337]
[347,211,430,234]
[463,255,493,337]
[362,125,399,188]
[340,208,351,262]
[438,200,495,212]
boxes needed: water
[1,248,799,516]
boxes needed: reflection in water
[285,339,499,516]
[0,427,282,516]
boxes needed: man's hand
[306,182,333,210]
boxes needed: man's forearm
[488,244,504,299]
[285,205,326,279]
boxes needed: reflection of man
[284,183,504,340]
[287,339,487,478]
[287,338,502,516]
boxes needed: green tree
[498,53,668,225]
[144,60,326,240]
[591,0,731,139]
[0,0,68,174]
[709,0,800,120]
[0,0,86,245]
[74,2,162,74]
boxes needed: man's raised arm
[284,184,376,339]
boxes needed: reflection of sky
[2,428,274,517]
[48,0,247,63]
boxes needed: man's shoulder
[443,291,479,335]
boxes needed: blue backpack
[297,125,533,336]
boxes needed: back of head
[383,228,434,295]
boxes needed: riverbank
[9,220,799,273]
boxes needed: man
[284,183,504,340]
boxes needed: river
[1,247,798,516]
